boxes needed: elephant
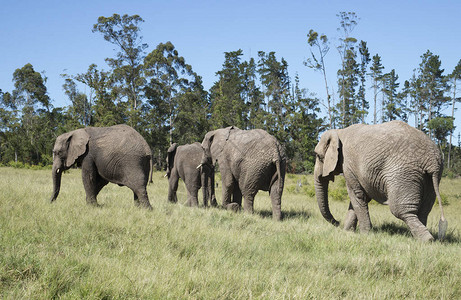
[166,142,216,207]
[49,124,153,209]
[201,126,286,220]
[314,120,446,241]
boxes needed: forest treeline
[1,13,460,174]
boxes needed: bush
[303,185,316,197]
[329,187,349,202]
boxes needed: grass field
[1,167,461,299]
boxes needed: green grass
[1,167,461,299]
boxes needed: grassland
[1,167,461,299]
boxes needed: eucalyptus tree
[75,64,121,126]
[92,14,148,126]
[305,29,333,128]
[369,54,384,124]
[357,40,370,123]
[336,12,359,127]
[143,41,203,147]
[417,50,449,137]
[12,63,54,164]
[209,50,247,129]
[381,69,405,121]
[257,51,290,140]
[241,57,265,130]
[61,75,91,127]
[286,74,323,172]
[447,59,461,168]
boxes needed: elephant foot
[226,203,241,213]
[87,201,102,208]
[140,202,153,210]
[416,231,434,242]
[210,197,218,207]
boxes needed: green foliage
[427,116,454,145]
[1,12,460,177]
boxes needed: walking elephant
[314,120,446,241]
[49,124,152,209]
[166,142,216,207]
[201,126,286,220]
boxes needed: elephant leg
[242,191,257,215]
[343,202,358,231]
[418,175,436,226]
[346,183,372,233]
[270,182,282,221]
[233,185,242,207]
[81,159,108,206]
[186,184,199,207]
[131,185,152,209]
[168,172,179,203]
[388,188,434,242]
[221,172,235,208]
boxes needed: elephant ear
[167,143,178,172]
[65,129,89,167]
[315,130,339,177]
[202,131,215,152]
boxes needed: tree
[382,69,405,121]
[92,14,148,127]
[209,50,247,129]
[257,51,291,142]
[12,64,54,164]
[286,74,323,172]
[242,58,265,130]
[427,116,454,151]
[417,50,449,137]
[144,42,202,146]
[61,75,91,127]
[447,59,461,169]
[75,64,122,126]
[336,12,359,127]
[369,54,384,124]
[305,29,333,128]
[357,40,370,123]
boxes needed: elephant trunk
[208,167,217,207]
[314,173,339,227]
[50,163,63,202]
[201,165,217,207]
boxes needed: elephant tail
[432,172,447,240]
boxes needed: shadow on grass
[374,222,461,244]
[257,209,312,221]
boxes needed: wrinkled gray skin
[314,120,444,241]
[167,142,216,207]
[49,124,152,209]
[201,126,286,220]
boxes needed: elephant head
[200,126,235,166]
[314,129,341,226]
[50,129,89,202]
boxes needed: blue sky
[1,0,460,139]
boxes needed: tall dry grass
[1,167,460,299]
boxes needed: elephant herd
[49,121,447,242]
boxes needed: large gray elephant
[49,124,152,209]
[166,142,216,207]
[201,126,286,220]
[314,120,446,241]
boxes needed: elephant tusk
[196,163,202,169]
[164,173,168,177]
[56,168,60,174]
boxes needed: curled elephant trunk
[314,174,339,226]
[50,164,63,202]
